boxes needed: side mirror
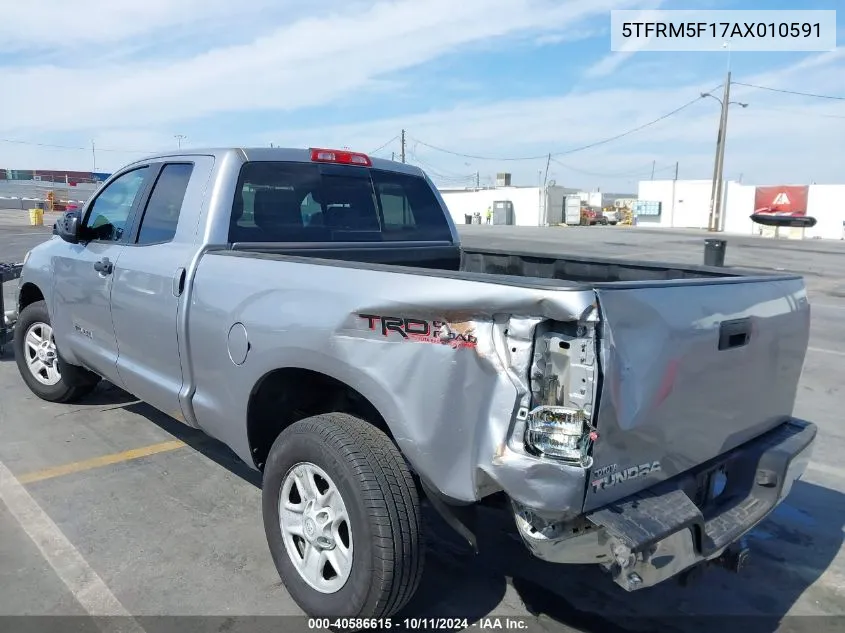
[56,211,82,244]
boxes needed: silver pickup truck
[13,147,816,620]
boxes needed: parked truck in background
[13,147,816,620]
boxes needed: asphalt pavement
[1,211,843,633]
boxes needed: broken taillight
[525,405,594,466]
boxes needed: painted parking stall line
[0,459,147,633]
[17,440,186,485]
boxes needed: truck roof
[125,147,427,178]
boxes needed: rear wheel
[262,413,424,619]
[13,300,100,403]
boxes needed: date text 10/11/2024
[307,617,529,630]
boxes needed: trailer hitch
[714,538,751,573]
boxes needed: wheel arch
[245,365,402,471]
[18,282,45,313]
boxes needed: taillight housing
[525,405,594,466]
[310,148,372,167]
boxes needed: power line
[409,138,548,162]
[733,82,845,101]
[0,138,86,150]
[550,157,675,178]
[0,137,155,154]
[747,104,845,119]
[368,136,399,155]
[411,157,474,182]
[409,89,720,162]
[550,92,718,158]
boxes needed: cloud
[1,1,842,192]
[0,0,650,133]
[252,48,845,189]
[534,27,608,46]
[0,0,286,53]
[583,1,666,78]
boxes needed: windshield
[229,162,453,243]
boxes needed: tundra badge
[591,461,661,493]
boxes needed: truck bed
[232,242,789,285]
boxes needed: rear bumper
[515,418,816,590]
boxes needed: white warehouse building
[439,184,578,227]
[437,174,845,241]
[637,180,845,240]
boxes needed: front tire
[13,300,100,403]
[262,413,424,619]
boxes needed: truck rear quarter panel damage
[186,251,596,511]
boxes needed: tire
[13,300,100,403]
[262,413,424,620]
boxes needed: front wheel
[13,300,100,402]
[262,413,424,619]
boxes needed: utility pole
[650,160,656,180]
[713,74,731,232]
[476,171,480,190]
[400,129,406,163]
[391,151,395,161]
[543,153,551,188]
[541,153,551,225]
[707,72,732,232]
[174,134,186,150]
[669,160,679,228]
[91,140,96,172]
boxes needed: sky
[0,0,843,191]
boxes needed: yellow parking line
[17,440,186,484]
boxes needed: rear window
[229,162,452,243]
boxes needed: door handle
[93,257,113,275]
[718,317,752,350]
[173,268,186,296]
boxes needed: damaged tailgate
[584,276,810,512]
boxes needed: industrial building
[438,170,844,241]
[637,180,845,241]
[438,171,622,227]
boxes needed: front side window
[84,167,149,241]
[229,162,452,243]
[136,163,194,244]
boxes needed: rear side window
[136,163,194,244]
[229,162,452,243]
